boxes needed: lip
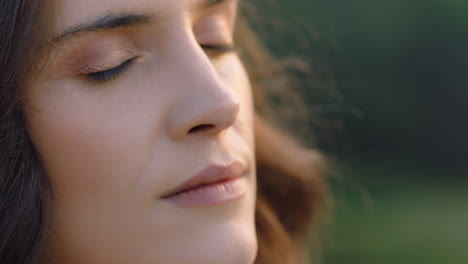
[161,160,248,207]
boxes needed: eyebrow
[51,0,230,45]
[52,13,154,44]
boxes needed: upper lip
[161,160,247,198]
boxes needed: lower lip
[162,177,247,207]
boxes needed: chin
[203,223,258,264]
[164,220,258,264]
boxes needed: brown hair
[236,7,327,263]
[0,1,327,264]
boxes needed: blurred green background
[253,0,468,263]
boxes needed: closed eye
[84,44,234,83]
[86,57,138,82]
[201,44,235,52]
[201,44,236,56]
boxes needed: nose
[166,41,240,141]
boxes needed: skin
[24,0,257,263]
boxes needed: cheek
[24,78,170,219]
[24,80,171,262]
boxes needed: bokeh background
[249,0,468,263]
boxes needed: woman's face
[24,0,257,263]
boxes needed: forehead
[52,0,213,35]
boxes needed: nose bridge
[166,34,240,140]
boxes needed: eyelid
[194,11,234,47]
[85,56,139,82]
[70,38,139,73]
[200,44,236,52]
[200,44,238,59]
[79,52,134,73]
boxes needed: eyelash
[86,57,137,82]
[201,44,236,53]
[85,44,236,83]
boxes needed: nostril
[188,124,215,133]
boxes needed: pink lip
[161,160,248,207]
